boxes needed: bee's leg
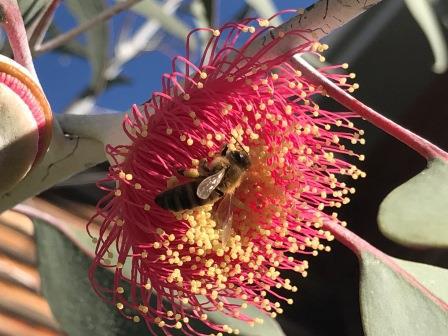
[176,168,187,176]
[176,168,201,179]
[220,144,228,156]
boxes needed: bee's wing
[196,168,226,199]
[215,193,233,246]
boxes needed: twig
[35,0,143,54]
[293,55,448,161]
[0,0,37,78]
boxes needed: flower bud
[0,54,52,192]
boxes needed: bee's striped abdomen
[155,180,217,211]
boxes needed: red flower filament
[88,12,365,336]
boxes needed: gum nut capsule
[0,54,52,193]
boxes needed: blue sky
[34,1,317,114]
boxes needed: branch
[0,122,105,213]
[246,0,384,59]
[35,0,143,54]
[58,112,128,149]
[293,55,448,161]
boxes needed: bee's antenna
[231,134,249,155]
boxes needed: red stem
[294,56,448,161]
[0,0,37,78]
[324,220,448,311]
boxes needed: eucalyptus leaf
[378,158,448,248]
[359,252,448,336]
[34,219,150,336]
[114,0,195,48]
[207,299,286,336]
[199,0,214,26]
[404,0,448,73]
[190,0,211,50]
[18,0,51,27]
[65,0,109,92]
[47,24,87,59]
[245,0,281,26]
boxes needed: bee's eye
[231,151,250,168]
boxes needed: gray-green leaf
[359,252,448,336]
[35,219,150,336]
[18,0,52,27]
[115,0,194,48]
[207,299,286,336]
[65,0,109,92]
[378,158,448,248]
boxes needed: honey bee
[155,143,251,241]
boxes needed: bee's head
[228,150,251,169]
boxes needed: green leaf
[65,0,109,92]
[47,24,87,59]
[245,0,281,26]
[199,0,215,26]
[114,0,194,48]
[18,0,51,27]
[395,258,448,302]
[359,252,448,336]
[190,0,211,51]
[207,299,286,336]
[34,219,150,336]
[378,158,448,248]
[404,0,447,73]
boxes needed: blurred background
[1,0,448,335]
